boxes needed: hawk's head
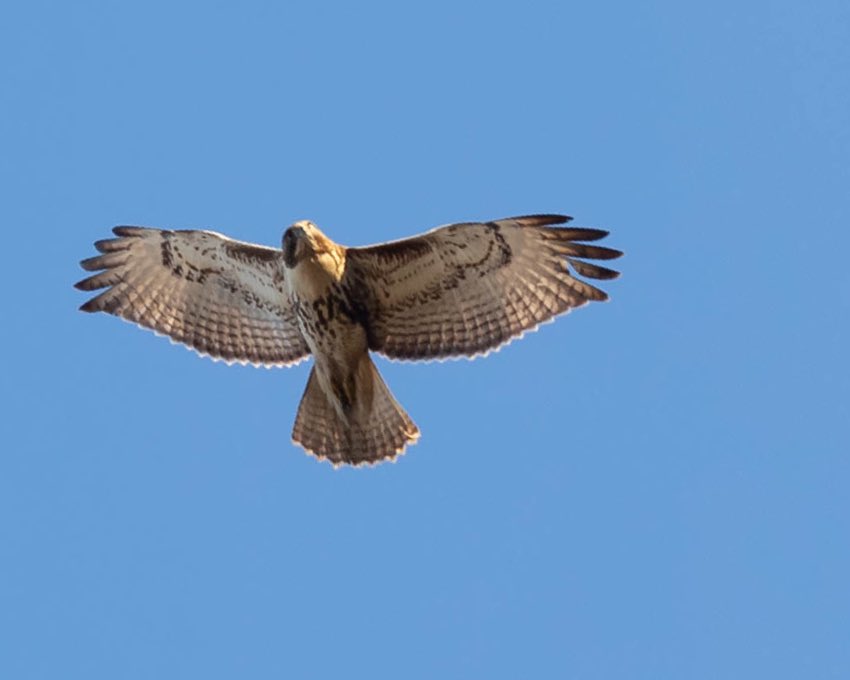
[282,221,336,268]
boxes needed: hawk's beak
[283,227,304,268]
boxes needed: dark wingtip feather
[80,255,105,271]
[569,228,610,242]
[75,269,122,291]
[79,251,127,272]
[95,238,129,253]
[79,298,99,313]
[567,244,623,261]
[543,227,614,244]
[112,226,150,237]
[568,258,621,280]
[514,214,573,227]
[78,290,122,314]
[579,281,610,302]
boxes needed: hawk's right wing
[76,227,310,367]
[345,214,622,361]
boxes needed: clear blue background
[2,2,848,678]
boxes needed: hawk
[76,214,622,466]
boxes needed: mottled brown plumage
[76,214,622,466]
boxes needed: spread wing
[75,227,310,367]
[345,214,622,361]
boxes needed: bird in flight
[76,214,622,467]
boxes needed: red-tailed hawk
[76,214,622,466]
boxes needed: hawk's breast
[286,261,368,362]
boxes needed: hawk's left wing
[344,214,622,361]
[76,227,310,366]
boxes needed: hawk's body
[282,224,419,460]
[77,214,622,466]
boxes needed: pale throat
[286,248,346,300]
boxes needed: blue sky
[2,1,848,678]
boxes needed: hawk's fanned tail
[291,357,420,467]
